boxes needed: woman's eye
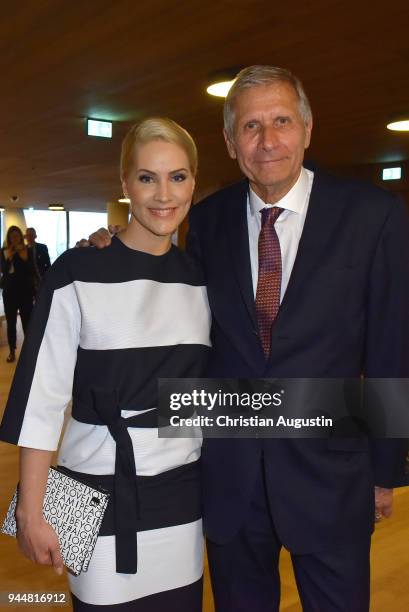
[138,174,154,183]
[172,173,187,182]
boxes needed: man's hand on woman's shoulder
[75,225,122,249]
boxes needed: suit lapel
[220,171,346,363]
[275,170,346,321]
[224,180,258,330]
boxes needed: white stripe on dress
[75,279,211,350]
[68,519,204,605]
[58,412,201,476]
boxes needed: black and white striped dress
[0,236,212,610]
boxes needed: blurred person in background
[25,227,51,291]
[0,225,35,362]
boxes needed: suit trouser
[207,459,371,612]
[3,289,33,351]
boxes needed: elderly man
[186,65,409,612]
[88,66,409,611]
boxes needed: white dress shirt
[247,167,314,301]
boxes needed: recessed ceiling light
[386,119,409,131]
[206,79,236,98]
[0,207,5,212]
[48,203,65,211]
[118,197,130,203]
[206,68,240,98]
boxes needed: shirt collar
[248,166,311,217]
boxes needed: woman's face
[122,140,195,244]
[9,230,22,247]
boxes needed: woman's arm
[3,247,12,260]
[2,247,13,265]
[15,447,64,574]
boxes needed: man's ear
[304,117,313,150]
[223,128,237,160]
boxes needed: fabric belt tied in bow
[91,388,157,574]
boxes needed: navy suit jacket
[186,168,409,553]
[31,242,51,278]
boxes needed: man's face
[25,229,36,245]
[224,81,312,201]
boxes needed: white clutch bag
[1,466,110,576]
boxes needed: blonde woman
[0,118,211,611]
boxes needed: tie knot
[261,206,283,227]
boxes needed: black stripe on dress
[61,237,206,286]
[73,345,210,412]
[57,460,202,536]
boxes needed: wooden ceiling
[1,0,409,211]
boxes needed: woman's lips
[149,207,177,217]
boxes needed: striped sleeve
[0,251,81,451]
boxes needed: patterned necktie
[255,206,284,357]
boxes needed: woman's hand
[17,448,62,574]
[16,513,64,575]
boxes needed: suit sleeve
[364,195,409,487]
[185,207,204,268]
[43,244,51,271]
[0,252,81,451]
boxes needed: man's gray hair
[223,65,312,140]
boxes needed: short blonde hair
[120,117,198,180]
